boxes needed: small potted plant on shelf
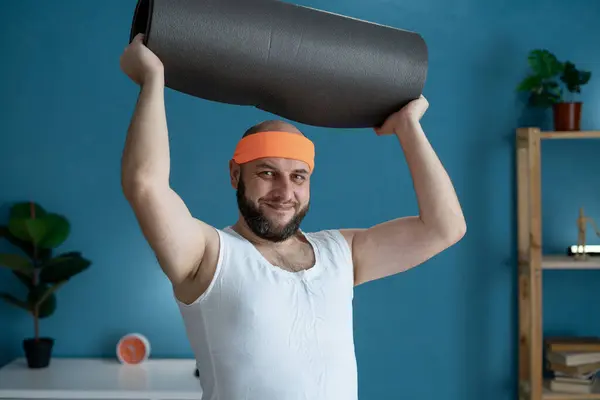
[517,49,591,131]
[0,201,91,368]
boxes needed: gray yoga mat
[129,0,428,128]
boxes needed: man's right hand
[120,33,164,86]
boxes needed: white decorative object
[0,357,202,399]
[116,333,151,364]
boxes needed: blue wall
[1,0,600,399]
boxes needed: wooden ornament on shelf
[575,207,600,260]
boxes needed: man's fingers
[133,33,145,43]
[374,118,396,135]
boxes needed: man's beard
[236,179,309,242]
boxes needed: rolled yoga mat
[129,0,428,128]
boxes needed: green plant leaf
[0,253,33,275]
[561,62,580,92]
[581,71,591,84]
[9,202,46,219]
[37,293,56,318]
[526,79,562,107]
[24,213,70,249]
[560,61,592,93]
[528,49,563,78]
[7,202,47,243]
[517,75,542,92]
[28,284,61,319]
[40,254,91,283]
[38,214,70,248]
[0,226,52,262]
[529,91,561,107]
[38,282,65,306]
[0,225,28,253]
[28,285,46,306]
[24,219,47,246]
[0,292,31,313]
[8,208,70,250]
[8,216,32,243]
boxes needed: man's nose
[272,178,294,201]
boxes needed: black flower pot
[23,337,54,368]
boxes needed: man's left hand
[374,95,429,136]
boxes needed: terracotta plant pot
[553,102,582,131]
[23,337,54,368]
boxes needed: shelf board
[541,131,600,139]
[543,389,600,399]
[544,380,600,399]
[543,255,600,269]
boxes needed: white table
[0,358,203,399]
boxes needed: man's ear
[229,159,240,189]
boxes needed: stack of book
[545,336,600,394]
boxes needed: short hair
[243,123,265,137]
[243,121,275,138]
[242,120,304,138]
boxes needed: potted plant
[555,61,592,131]
[517,49,591,131]
[0,201,91,368]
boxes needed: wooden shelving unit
[517,127,600,400]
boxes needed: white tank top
[176,226,358,400]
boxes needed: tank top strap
[304,229,353,270]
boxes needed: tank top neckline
[223,226,322,280]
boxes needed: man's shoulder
[308,227,363,241]
[304,228,355,249]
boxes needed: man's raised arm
[341,95,466,285]
[120,34,216,287]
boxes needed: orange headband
[232,131,315,171]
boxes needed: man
[120,33,466,399]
